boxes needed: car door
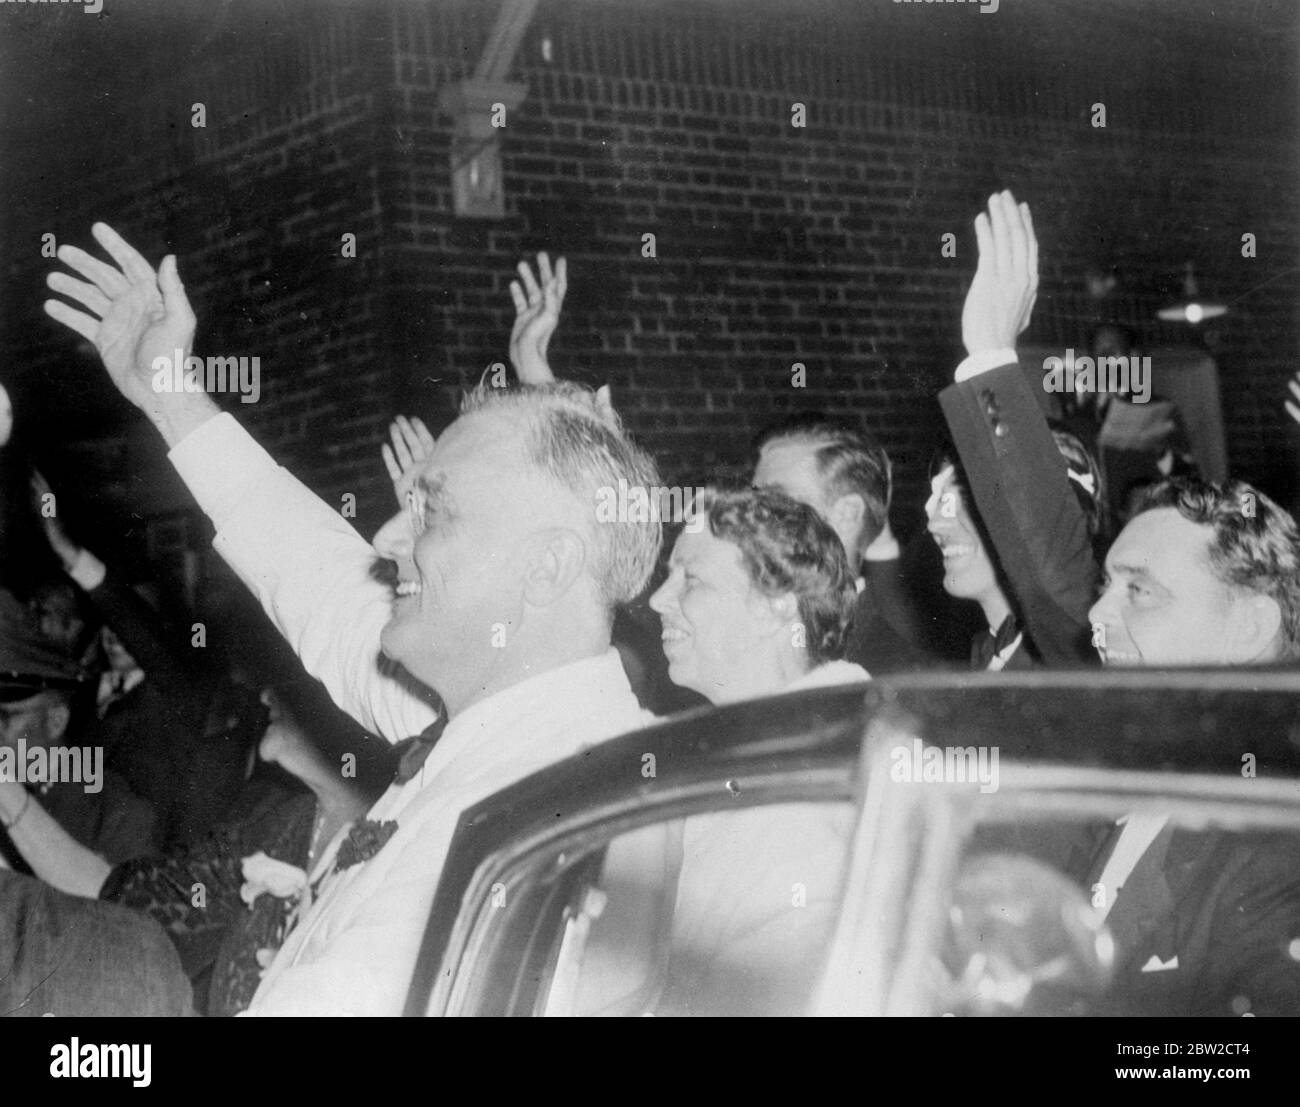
[405,684,882,1016]
[822,672,1300,1018]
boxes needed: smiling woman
[650,486,863,705]
[926,427,1104,671]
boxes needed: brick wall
[3,0,1296,578]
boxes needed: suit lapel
[1104,822,1179,970]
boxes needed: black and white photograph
[0,0,1298,1063]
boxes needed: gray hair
[460,382,663,606]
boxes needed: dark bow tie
[971,614,1021,670]
[392,715,447,785]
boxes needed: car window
[933,808,1300,1017]
[447,800,857,1017]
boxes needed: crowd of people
[0,188,1297,1016]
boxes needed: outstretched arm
[44,227,438,741]
[44,223,217,446]
[938,191,1098,664]
[0,781,112,898]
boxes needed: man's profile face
[754,440,856,556]
[648,523,776,704]
[373,409,554,695]
[925,466,999,607]
[0,691,70,750]
[1089,508,1246,666]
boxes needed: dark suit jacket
[1086,826,1300,1017]
[939,362,1099,666]
[845,559,935,674]
[971,820,1300,1016]
[83,568,257,845]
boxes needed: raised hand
[1286,372,1300,426]
[508,252,566,385]
[381,415,435,508]
[43,223,198,413]
[961,190,1039,357]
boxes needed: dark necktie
[392,715,448,785]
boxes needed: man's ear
[521,528,589,608]
[1229,593,1284,662]
[827,493,867,551]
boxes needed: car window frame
[429,766,862,1016]
[854,756,1300,1017]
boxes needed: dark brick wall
[2,0,1296,577]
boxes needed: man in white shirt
[43,224,663,1014]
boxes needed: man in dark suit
[953,190,1300,1016]
[931,191,1101,669]
[752,414,935,674]
[1078,824,1300,1017]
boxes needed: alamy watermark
[596,479,705,532]
[1043,349,1151,404]
[151,348,261,404]
[889,738,999,794]
[0,742,103,793]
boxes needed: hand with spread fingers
[961,190,1039,357]
[381,415,435,509]
[509,252,566,385]
[43,223,216,444]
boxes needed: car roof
[449,668,1300,841]
[872,667,1300,776]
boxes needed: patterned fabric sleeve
[101,791,316,984]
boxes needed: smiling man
[43,224,662,1015]
[1090,477,1300,666]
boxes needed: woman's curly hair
[697,486,857,666]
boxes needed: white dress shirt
[169,413,439,743]
[1094,814,1171,921]
[248,648,654,1015]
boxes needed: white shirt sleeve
[168,413,438,743]
[953,348,1019,382]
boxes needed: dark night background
[0,0,1296,612]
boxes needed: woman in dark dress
[0,691,387,1015]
